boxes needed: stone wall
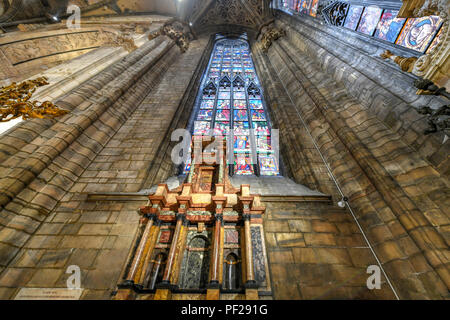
[0,10,448,300]
[277,13,449,176]
[0,15,167,83]
[252,12,449,299]
[0,31,210,299]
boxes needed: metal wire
[274,54,401,300]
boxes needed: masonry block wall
[252,12,449,299]
[0,31,210,299]
[0,11,448,300]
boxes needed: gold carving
[0,77,68,122]
[260,27,286,53]
[380,50,418,72]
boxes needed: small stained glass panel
[234,153,254,175]
[194,121,211,135]
[357,6,383,36]
[249,99,263,109]
[234,121,250,135]
[216,109,230,121]
[344,5,364,30]
[374,10,406,42]
[200,100,214,109]
[396,16,443,52]
[217,99,231,109]
[259,154,279,176]
[234,109,248,121]
[251,110,266,121]
[256,135,272,152]
[253,121,270,135]
[218,91,230,99]
[234,135,251,152]
[234,100,247,109]
[213,121,230,136]
[234,91,246,100]
[197,109,212,121]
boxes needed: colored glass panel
[310,0,319,17]
[357,6,383,35]
[234,121,250,135]
[249,99,263,109]
[253,121,270,135]
[234,136,251,152]
[213,121,230,136]
[234,100,247,109]
[216,109,230,121]
[217,99,231,109]
[234,154,254,175]
[344,5,363,30]
[194,121,211,135]
[396,16,443,52]
[218,91,231,99]
[259,154,279,176]
[251,110,266,121]
[234,91,246,99]
[189,39,279,175]
[374,10,406,42]
[426,26,443,53]
[256,135,272,152]
[234,109,248,121]
[197,109,212,120]
[201,100,214,109]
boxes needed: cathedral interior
[0,0,448,300]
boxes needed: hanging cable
[272,48,400,300]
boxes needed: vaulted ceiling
[75,0,274,33]
[0,0,274,35]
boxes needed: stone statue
[417,104,450,135]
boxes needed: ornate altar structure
[114,137,271,300]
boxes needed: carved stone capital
[157,21,194,53]
[260,27,286,53]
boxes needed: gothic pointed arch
[186,35,281,176]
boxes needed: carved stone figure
[416,104,450,135]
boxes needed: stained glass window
[186,37,280,176]
[303,1,443,53]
